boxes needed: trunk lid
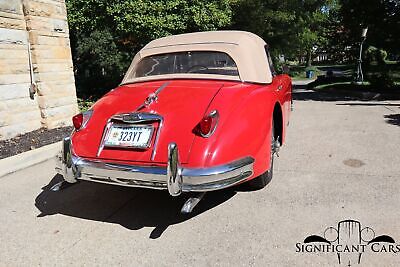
[72,80,225,164]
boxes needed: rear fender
[188,84,278,178]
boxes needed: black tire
[247,120,275,190]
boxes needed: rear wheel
[247,120,276,190]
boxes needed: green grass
[313,81,352,90]
[314,63,355,70]
[313,82,400,96]
[288,63,354,81]
[292,61,400,89]
[288,65,322,80]
[305,61,400,96]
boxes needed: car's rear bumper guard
[55,137,254,196]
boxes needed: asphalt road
[1,86,399,266]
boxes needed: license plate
[105,124,154,148]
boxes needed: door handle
[276,85,283,91]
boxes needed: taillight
[72,113,83,129]
[199,110,219,137]
[72,110,93,131]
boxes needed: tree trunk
[306,49,312,67]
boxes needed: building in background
[0,0,77,140]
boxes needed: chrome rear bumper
[55,137,254,196]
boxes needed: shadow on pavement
[384,114,400,127]
[35,174,236,239]
[293,83,400,129]
[293,84,400,102]
[336,103,400,107]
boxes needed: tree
[340,0,400,54]
[231,0,335,65]
[66,0,234,97]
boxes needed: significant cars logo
[296,219,399,265]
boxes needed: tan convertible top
[122,31,272,84]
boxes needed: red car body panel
[188,74,291,178]
[71,75,292,181]
[72,80,225,164]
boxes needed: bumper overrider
[55,137,254,196]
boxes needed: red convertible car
[55,31,292,213]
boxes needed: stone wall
[0,0,77,140]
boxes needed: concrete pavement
[0,88,399,266]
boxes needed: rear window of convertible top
[133,51,239,78]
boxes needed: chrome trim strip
[96,119,113,157]
[112,112,162,124]
[136,81,169,110]
[75,110,93,132]
[181,157,254,185]
[56,139,254,196]
[200,110,219,138]
[151,117,163,160]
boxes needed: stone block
[0,96,38,112]
[32,62,72,73]
[0,106,40,126]
[0,63,29,75]
[28,29,69,39]
[0,83,31,100]
[34,70,74,83]
[29,33,70,46]
[0,28,28,45]
[0,10,24,20]
[36,81,75,97]
[22,0,65,19]
[25,16,68,33]
[0,0,23,15]
[44,116,72,129]
[31,46,71,60]
[0,16,26,30]
[29,57,72,66]
[40,103,77,119]
[37,94,76,109]
[0,43,28,51]
[0,48,29,59]
[0,73,31,85]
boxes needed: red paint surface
[71,76,292,180]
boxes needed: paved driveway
[0,86,399,266]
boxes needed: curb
[0,141,61,178]
[292,79,316,86]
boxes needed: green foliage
[364,46,387,65]
[363,46,395,89]
[287,64,322,80]
[366,71,395,89]
[305,66,318,72]
[108,0,232,43]
[72,29,131,97]
[340,0,400,54]
[66,0,234,97]
[232,0,336,64]
[66,0,399,94]
[77,98,96,112]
